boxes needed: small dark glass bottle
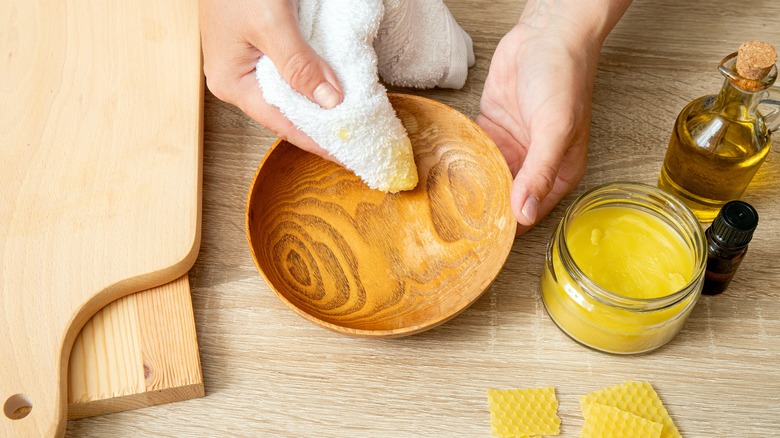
[702,201,759,295]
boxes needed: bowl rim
[244,93,515,338]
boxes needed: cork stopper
[736,40,777,80]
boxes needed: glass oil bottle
[658,41,780,222]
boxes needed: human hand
[477,25,595,233]
[477,0,631,233]
[200,0,343,159]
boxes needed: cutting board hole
[3,394,32,420]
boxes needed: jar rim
[558,182,707,311]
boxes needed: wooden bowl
[245,94,515,337]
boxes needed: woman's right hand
[200,0,343,159]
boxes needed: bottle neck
[705,227,749,253]
[713,79,764,122]
[714,52,780,131]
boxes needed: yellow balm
[541,183,706,354]
[566,206,694,299]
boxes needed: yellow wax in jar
[565,206,694,298]
[541,204,702,354]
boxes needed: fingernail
[312,82,340,109]
[521,196,539,224]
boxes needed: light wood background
[66,0,780,436]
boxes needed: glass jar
[540,183,707,354]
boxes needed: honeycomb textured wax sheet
[487,387,561,437]
[580,402,663,438]
[579,381,681,438]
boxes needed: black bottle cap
[710,201,759,248]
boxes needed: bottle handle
[763,86,780,133]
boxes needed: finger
[510,131,569,226]
[250,5,343,109]
[476,113,527,175]
[514,177,576,236]
[234,73,339,163]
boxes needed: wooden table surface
[67,0,780,436]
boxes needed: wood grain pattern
[67,275,204,420]
[246,95,515,337]
[69,0,780,436]
[0,1,202,436]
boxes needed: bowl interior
[246,94,515,337]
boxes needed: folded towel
[256,0,473,192]
[375,0,475,89]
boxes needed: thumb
[252,9,343,109]
[511,134,567,226]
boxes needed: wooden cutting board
[67,274,204,420]
[0,1,202,436]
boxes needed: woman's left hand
[477,0,632,233]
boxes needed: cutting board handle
[1,330,67,436]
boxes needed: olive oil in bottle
[658,41,780,222]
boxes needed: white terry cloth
[257,0,417,193]
[375,0,475,89]
[256,0,474,192]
